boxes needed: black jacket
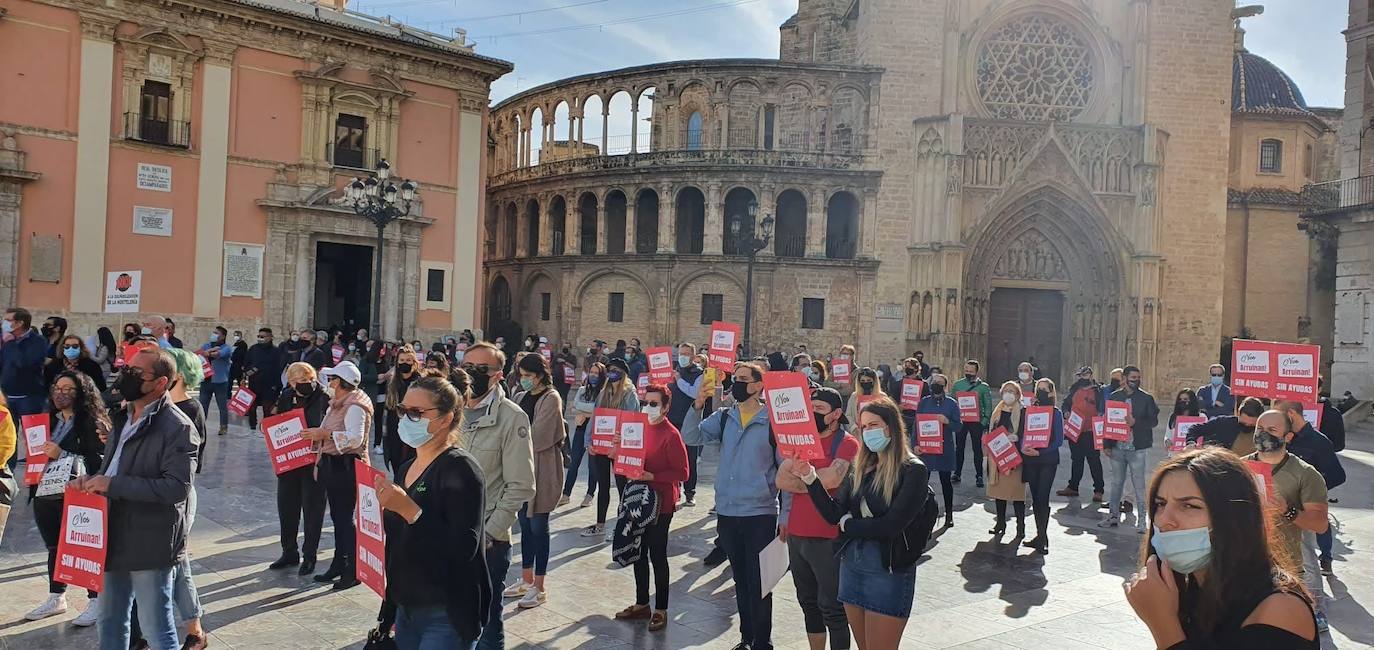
[1105,387,1159,449]
[44,357,107,393]
[1188,415,1246,450]
[99,394,196,572]
[805,458,930,571]
[229,341,248,384]
[1321,402,1345,452]
[276,386,330,428]
[245,343,287,391]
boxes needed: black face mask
[964,373,977,382]
[115,368,151,401]
[814,412,829,433]
[1127,379,1141,390]
[1035,390,1052,405]
[397,363,414,376]
[730,381,754,402]
[1239,423,1256,434]
[295,382,316,395]
[1109,379,1121,390]
[1254,430,1287,453]
[904,366,916,376]
[859,381,875,393]
[929,383,945,395]
[469,371,492,397]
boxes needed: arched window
[825,192,859,259]
[774,190,808,257]
[636,189,660,253]
[550,196,567,255]
[503,203,518,258]
[605,190,627,254]
[722,188,758,255]
[488,276,512,328]
[676,187,705,254]
[686,111,703,150]
[524,199,541,256]
[1259,139,1283,173]
[579,193,599,254]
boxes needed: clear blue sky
[353,0,1346,108]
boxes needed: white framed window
[420,261,452,311]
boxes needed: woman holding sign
[373,374,493,650]
[1019,379,1065,554]
[845,366,888,425]
[985,381,1026,538]
[562,362,605,507]
[789,398,929,647]
[24,371,108,625]
[270,362,329,575]
[301,360,374,590]
[581,358,639,539]
[915,374,959,528]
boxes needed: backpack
[863,462,939,570]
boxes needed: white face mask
[1002,392,1017,406]
[1018,371,1031,382]
[642,405,662,421]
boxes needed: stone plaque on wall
[223,243,264,298]
[28,234,61,283]
[875,302,904,333]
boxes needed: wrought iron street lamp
[345,158,417,339]
[729,200,774,358]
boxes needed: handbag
[361,624,396,650]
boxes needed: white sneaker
[557,495,570,508]
[71,598,100,627]
[502,581,532,598]
[580,494,595,508]
[1096,516,1119,529]
[517,587,546,609]
[25,594,68,620]
[604,526,614,543]
[579,524,604,538]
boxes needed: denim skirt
[837,539,917,618]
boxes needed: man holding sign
[73,346,195,650]
[1100,365,1158,532]
[952,360,993,488]
[914,373,960,526]
[696,361,781,650]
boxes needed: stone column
[601,111,609,154]
[70,17,117,313]
[807,187,828,257]
[514,198,529,258]
[630,104,639,153]
[595,194,608,254]
[568,190,582,257]
[452,102,484,330]
[625,195,638,254]
[703,182,724,255]
[0,130,39,311]
[658,183,675,253]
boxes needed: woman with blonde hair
[270,362,330,574]
[986,380,1027,538]
[789,397,929,648]
[580,357,639,539]
[383,345,421,475]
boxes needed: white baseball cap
[322,360,362,385]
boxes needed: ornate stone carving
[976,14,1096,122]
[992,230,1067,281]
[1055,126,1140,193]
[961,122,1045,187]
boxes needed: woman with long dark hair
[1018,378,1064,554]
[562,362,605,507]
[384,346,422,475]
[24,371,108,626]
[91,326,117,376]
[504,353,565,609]
[44,334,107,392]
[1125,446,1317,647]
[580,358,639,539]
[1169,388,1202,431]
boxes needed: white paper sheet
[759,536,790,596]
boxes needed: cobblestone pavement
[1,414,1372,649]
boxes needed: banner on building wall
[132,206,173,237]
[1230,339,1320,402]
[136,163,171,192]
[223,243,264,298]
[103,271,141,314]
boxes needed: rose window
[976,14,1095,122]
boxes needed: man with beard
[1057,366,1107,501]
[40,316,67,363]
[1184,395,1265,456]
[1244,409,1330,631]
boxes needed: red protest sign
[1092,419,1105,450]
[21,414,49,486]
[915,414,944,455]
[855,394,877,414]
[540,346,552,361]
[261,409,314,475]
[762,371,825,460]
[982,426,1022,475]
[708,321,740,372]
[956,392,980,423]
[1022,406,1054,449]
[331,344,345,365]
[590,408,620,456]
[1231,339,1320,401]
[122,341,153,367]
[899,379,924,410]
[562,365,575,384]
[646,347,674,385]
[1171,415,1206,452]
[54,487,107,592]
[831,361,852,384]
[1064,412,1084,443]
[1246,460,1275,500]
[199,353,214,379]
[228,386,255,416]
[636,374,649,399]
[613,411,649,479]
[354,459,387,598]
[1103,400,1132,441]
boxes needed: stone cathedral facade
[485,0,1237,390]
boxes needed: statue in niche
[993,230,1067,281]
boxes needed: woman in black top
[269,361,331,574]
[23,371,108,624]
[1126,447,1317,649]
[1168,388,1202,431]
[790,397,928,649]
[44,335,107,392]
[383,346,421,475]
[374,373,490,649]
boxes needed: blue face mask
[519,377,535,392]
[862,427,890,452]
[397,416,435,449]
[678,354,692,368]
[1,320,11,334]
[588,375,602,385]
[1150,526,1213,574]
[63,346,80,360]
[1209,375,1223,387]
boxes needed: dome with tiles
[1232,49,1312,116]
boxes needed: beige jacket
[462,385,536,542]
[513,386,566,515]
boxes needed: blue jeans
[477,541,511,650]
[517,505,550,575]
[199,380,231,427]
[396,605,476,650]
[6,394,45,468]
[1106,444,1148,517]
[98,567,177,650]
[1318,524,1333,563]
[174,486,202,622]
[561,423,592,497]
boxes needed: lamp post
[345,158,418,340]
[729,200,774,358]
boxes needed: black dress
[1172,588,1319,649]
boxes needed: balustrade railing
[1303,176,1374,214]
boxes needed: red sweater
[643,419,690,514]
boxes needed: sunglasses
[643,401,662,408]
[397,406,440,422]
[461,363,494,375]
[63,345,80,350]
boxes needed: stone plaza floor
[1,414,1372,649]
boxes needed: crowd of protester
[0,308,1351,649]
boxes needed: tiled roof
[1232,50,1314,117]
